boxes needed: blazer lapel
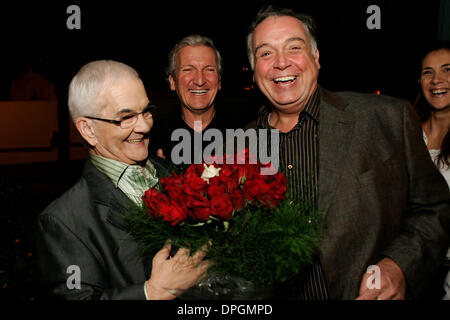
[106,188,135,232]
[83,159,135,231]
[318,89,354,216]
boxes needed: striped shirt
[256,87,329,300]
[89,153,159,206]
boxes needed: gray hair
[68,60,140,122]
[166,34,223,81]
[246,6,318,70]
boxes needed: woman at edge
[415,41,450,300]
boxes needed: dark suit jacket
[35,155,176,299]
[249,88,450,299]
[318,89,450,299]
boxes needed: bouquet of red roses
[126,150,322,298]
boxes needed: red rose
[209,169,239,193]
[210,194,233,220]
[218,164,233,178]
[232,163,261,184]
[207,184,227,199]
[186,194,211,221]
[269,172,287,201]
[243,177,270,201]
[256,172,287,208]
[229,188,245,211]
[161,172,185,200]
[142,188,187,225]
[185,164,204,178]
[184,176,207,196]
[159,201,188,226]
[142,188,169,215]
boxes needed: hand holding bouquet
[126,150,322,299]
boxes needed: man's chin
[183,102,215,114]
[126,150,149,165]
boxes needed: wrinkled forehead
[176,45,218,67]
[99,76,148,115]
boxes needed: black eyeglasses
[85,104,157,129]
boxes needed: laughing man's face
[252,15,320,114]
[91,77,152,165]
[169,45,221,114]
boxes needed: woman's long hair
[414,41,450,169]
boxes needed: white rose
[201,164,221,183]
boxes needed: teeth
[274,76,296,83]
[432,89,448,95]
[190,90,208,94]
[127,139,142,143]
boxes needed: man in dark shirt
[150,34,235,165]
[246,5,450,300]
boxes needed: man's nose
[133,113,153,133]
[274,52,291,71]
[193,70,206,86]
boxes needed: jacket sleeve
[35,213,147,300]
[382,101,450,298]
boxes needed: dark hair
[246,5,318,70]
[414,41,450,168]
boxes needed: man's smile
[189,89,209,95]
[273,75,297,84]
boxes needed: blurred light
[374,90,381,95]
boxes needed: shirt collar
[257,86,320,130]
[89,153,158,189]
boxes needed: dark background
[0,0,448,300]
[0,0,444,101]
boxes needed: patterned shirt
[256,87,328,300]
[89,153,159,206]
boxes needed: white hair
[68,60,139,122]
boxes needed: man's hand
[356,258,406,300]
[146,243,209,300]
[156,149,165,159]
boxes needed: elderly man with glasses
[35,60,208,300]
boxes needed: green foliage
[125,199,323,289]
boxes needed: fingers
[356,288,380,300]
[156,149,165,159]
[167,245,210,274]
[191,243,209,265]
[154,242,171,262]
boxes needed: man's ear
[75,117,97,147]
[314,48,321,70]
[168,74,176,91]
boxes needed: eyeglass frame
[84,104,157,129]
